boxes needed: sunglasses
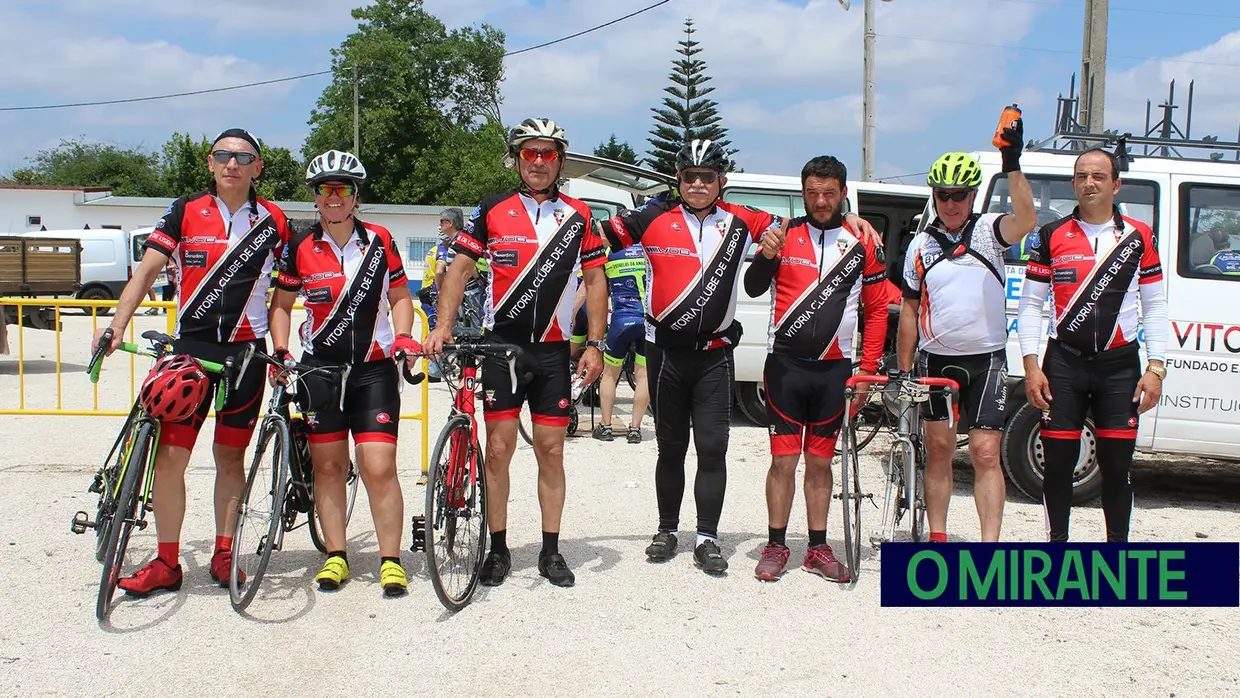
[314,182,357,198]
[934,189,973,203]
[519,148,561,163]
[211,149,258,166]
[680,170,719,185]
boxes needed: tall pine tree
[646,18,736,176]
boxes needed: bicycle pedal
[409,515,426,552]
[134,520,148,531]
[70,511,93,534]
[88,477,104,494]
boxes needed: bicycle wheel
[838,429,863,582]
[96,420,154,621]
[89,405,139,562]
[909,438,928,542]
[871,443,901,551]
[425,414,488,612]
[308,459,361,554]
[518,406,534,446]
[230,417,289,612]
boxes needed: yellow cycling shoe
[315,555,350,591]
[380,560,408,598]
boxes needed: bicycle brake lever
[235,343,255,391]
[508,351,518,395]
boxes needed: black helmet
[676,139,729,174]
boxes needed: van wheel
[736,382,767,426]
[1000,402,1103,504]
[78,286,113,316]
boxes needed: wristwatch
[585,340,605,350]
[1146,364,1167,380]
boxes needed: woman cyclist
[269,150,419,597]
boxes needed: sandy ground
[1,314,1238,697]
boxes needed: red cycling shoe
[117,557,183,598]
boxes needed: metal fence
[0,296,431,474]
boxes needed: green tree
[254,144,312,202]
[159,132,212,195]
[303,0,507,205]
[11,138,163,196]
[646,18,737,176]
[594,134,638,164]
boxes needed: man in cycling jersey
[270,150,418,596]
[424,118,607,588]
[1017,147,1169,542]
[744,155,889,583]
[601,139,882,575]
[592,241,651,444]
[897,116,1036,543]
[90,128,292,596]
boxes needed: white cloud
[53,0,363,36]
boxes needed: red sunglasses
[519,148,561,163]
[314,182,357,198]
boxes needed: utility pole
[862,0,877,181]
[352,64,360,157]
[1079,0,1108,133]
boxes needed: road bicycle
[403,340,525,612]
[836,373,959,581]
[228,349,361,612]
[77,328,238,621]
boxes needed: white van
[909,144,1240,503]
[19,228,136,305]
[564,153,930,421]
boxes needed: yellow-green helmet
[927,152,982,189]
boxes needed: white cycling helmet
[305,149,367,186]
[503,117,569,170]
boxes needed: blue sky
[1,0,1238,190]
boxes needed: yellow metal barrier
[0,296,432,475]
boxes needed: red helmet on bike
[139,354,209,423]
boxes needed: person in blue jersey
[593,241,651,443]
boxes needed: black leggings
[646,344,734,537]
[1040,339,1141,542]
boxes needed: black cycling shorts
[482,338,571,427]
[916,348,1007,431]
[764,354,850,459]
[162,337,267,451]
[604,318,645,367]
[298,355,400,445]
[1041,339,1141,441]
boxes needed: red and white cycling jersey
[1023,207,1163,354]
[751,220,888,369]
[275,220,407,364]
[604,197,779,349]
[144,192,291,343]
[453,191,605,343]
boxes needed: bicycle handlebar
[844,375,960,390]
[87,327,234,411]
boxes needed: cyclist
[90,127,292,597]
[424,117,608,589]
[592,241,651,444]
[896,116,1036,543]
[269,149,418,596]
[744,155,889,583]
[1017,147,1169,542]
[600,139,881,575]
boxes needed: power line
[0,0,673,113]
[504,0,672,56]
[877,33,1240,69]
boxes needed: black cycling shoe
[645,530,677,562]
[626,426,642,444]
[592,424,614,441]
[694,539,729,576]
[537,553,576,587]
[479,550,511,587]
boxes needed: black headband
[212,128,262,157]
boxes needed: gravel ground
[1,314,1238,697]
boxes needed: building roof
[0,183,112,193]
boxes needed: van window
[132,234,149,262]
[726,191,798,219]
[1179,183,1240,281]
[983,174,1159,264]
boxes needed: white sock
[696,533,717,548]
